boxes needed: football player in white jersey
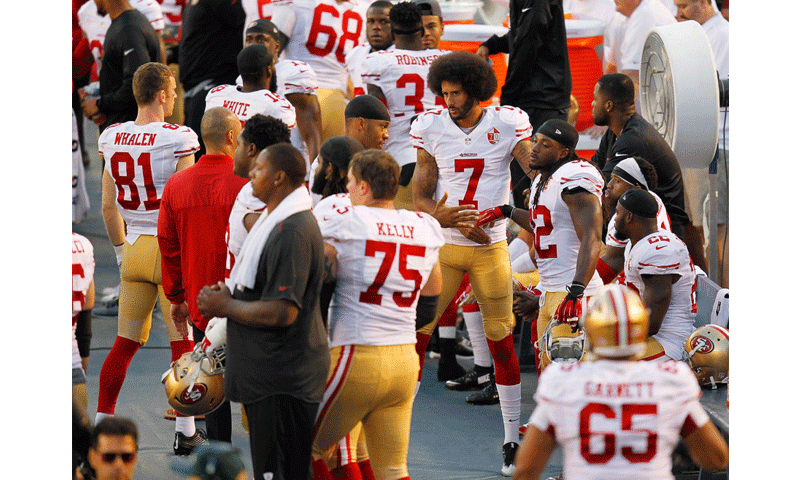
[410,51,532,476]
[311,150,444,480]
[612,188,698,362]
[270,0,367,142]
[205,44,297,131]
[478,119,605,373]
[346,1,394,97]
[77,0,166,79]
[363,1,448,210]
[242,19,323,165]
[73,233,96,413]
[596,156,671,285]
[513,284,728,480]
[95,63,204,454]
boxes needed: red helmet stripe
[708,324,729,339]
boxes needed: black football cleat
[173,429,207,456]
[501,441,519,476]
[445,367,492,391]
[465,377,499,405]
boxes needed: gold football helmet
[580,284,650,358]
[162,344,226,416]
[683,324,729,388]
[537,317,586,364]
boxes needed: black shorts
[244,394,319,480]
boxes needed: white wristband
[512,251,536,273]
[113,244,124,268]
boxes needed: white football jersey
[225,182,268,281]
[72,233,95,370]
[528,160,604,293]
[243,0,278,40]
[529,359,709,480]
[606,190,671,249]
[236,60,318,161]
[623,231,697,360]
[270,0,367,93]
[411,106,532,246]
[99,121,200,244]
[362,48,447,168]
[205,84,297,130]
[77,0,166,73]
[315,203,444,347]
[345,42,371,97]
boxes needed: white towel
[230,186,313,291]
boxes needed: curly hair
[389,1,422,33]
[427,51,497,102]
[241,114,292,151]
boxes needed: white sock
[463,310,492,368]
[439,325,456,339]
[496,383,522,445]
[508,237,529,261]
[511,250,536,274]
[175,416,196,436]
[94,412,112,425]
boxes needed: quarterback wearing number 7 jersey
[96,63,203,453]
[410,51,533,476]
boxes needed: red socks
[486,334,520,386]
[96,336,140,414]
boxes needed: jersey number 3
[359,240,425,308]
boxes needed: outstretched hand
[430,192,480,229]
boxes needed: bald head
[201,107,241,152]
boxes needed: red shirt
[158,154,248,330]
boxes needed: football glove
[201,317,227,356]
[476,205,514,226]
[553,281,585,330]
[113,244,124,268]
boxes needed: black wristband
[566,281,585,299]
[499,204,514,218]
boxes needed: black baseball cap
[415,0,442,18]
[245,19,281,41]
[536,119,579,152]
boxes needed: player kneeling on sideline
[512,284,729,480]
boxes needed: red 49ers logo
[487,128,501,145]
[180,384,207,404]
[690,335,714,354]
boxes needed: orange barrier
[565,19,606,131]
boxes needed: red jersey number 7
[454,158,484,209]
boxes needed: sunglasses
[99,452,136,464]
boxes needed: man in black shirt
[589,73,707,271]
[80,0,161,133]
[476,0,572,209]
[179,0,245,157]
[196,143,328,480]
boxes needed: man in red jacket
[158,106,248,447]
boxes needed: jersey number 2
[359,240,425,308]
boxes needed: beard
[448,97,478,123]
